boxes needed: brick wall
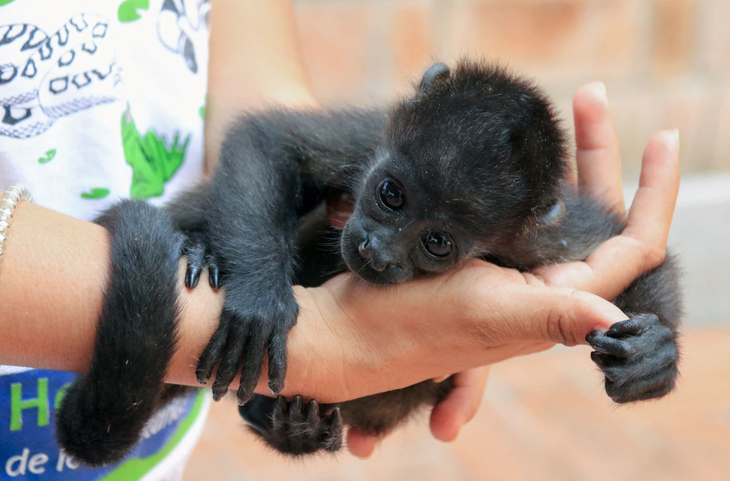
[293,0,730,177]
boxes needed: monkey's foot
[586,313,679,403]
[181,236,220,289]
[240,395,343,456]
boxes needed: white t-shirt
[0,0,212,479]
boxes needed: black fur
[57,60,682,463]
[55,200,192,466]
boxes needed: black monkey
[56,61,681,464]
[231,62,681,455]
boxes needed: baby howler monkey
[56,61,681,462]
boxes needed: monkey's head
[342,61,569,284]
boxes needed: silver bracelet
[0,184,34,265]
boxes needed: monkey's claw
[587,314,679,403]
[240,395,343,455]
[182,238,220,290]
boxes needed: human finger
[573,82,624,213]
[623,129,680,255]
[347,427,378,459]
[429,366,490,442]
[472,284,629,346]
[579,129,680,298]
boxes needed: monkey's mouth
[341,231,412,285]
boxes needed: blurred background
[185,1,730,479]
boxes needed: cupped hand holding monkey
[335,81,679,456]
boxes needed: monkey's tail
[56,200,183,467]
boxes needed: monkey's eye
[422,231,453,258]
[378,180,405,211]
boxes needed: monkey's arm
[194,109,386,404]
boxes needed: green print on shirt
[118,0,149,22]
[0,0,18,6]
[38,148,56,164]
[81,188,111,199]
[122,109,189,200]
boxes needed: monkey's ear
[419,63,450,92]
[536,199,565,227]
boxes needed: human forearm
[0,202,631,404]
[0,202,325,397]
[0,202,408,402]
[205,0,316,169]
[0,202,107,372]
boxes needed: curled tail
[56,200,182,466]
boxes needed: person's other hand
[347,367,490,457]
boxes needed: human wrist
[282,282,395,403]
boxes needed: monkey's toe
[241,395,343,456]
[183,242,205,289]
[182,237,221,290]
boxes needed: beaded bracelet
[0,184,34,265]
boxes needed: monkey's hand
[240,394,343,456]
[195,283,298,404]
[182,234,220,289]
[586,314,679,403]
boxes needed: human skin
[0,83,680,456]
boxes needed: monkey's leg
[586,256,681,403]
[240,395,343,455]
[240,380,454,456]
[56,200,182,466]
[338,379,454,436]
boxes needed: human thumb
[497,286,629,346]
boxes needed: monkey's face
[341,160,488,285]
[342,61,569,284]
[341,134,558,285]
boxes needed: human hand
[337,81,680,458]
[346,366,490,457]
[533,82,680,300]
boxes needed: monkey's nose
[358,239,372,260]
[358,238,398,272]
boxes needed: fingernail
[589,298,629,329]
[589,80,607,99]
[661,129,679,152]
[594,81,607,98]
[433,375,450,383]
[593,315,631,334]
